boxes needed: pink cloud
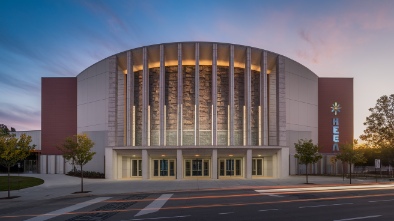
[294,4,394,65]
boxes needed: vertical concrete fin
[108,56,118,147]
[159,45,165,146]
[142,47,148,146]
[229,45,235,146]
[127,51,134,146]
[212,43,218,146]
[177,43,183,146]
[195,43,200,146]
[277,55,286,146]
[261,51,268,146]
[245,47,252,146]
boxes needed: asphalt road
[1,184,394,221]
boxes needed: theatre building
[40,42,353,179]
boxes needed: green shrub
[67,170,105,179]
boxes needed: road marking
[218,212,234,215]
[131,215,191,220]
[135,194,173,217]
[333,215,382,221]
[259,209,279,212]
[24,197,111,221]
[259,193,284,197]
[299,203,353,208]
[268,194,284,197]
[255,184,394,194]
[369,199,394,203]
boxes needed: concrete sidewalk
[0,174,390,202]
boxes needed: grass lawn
[0,176,44,191]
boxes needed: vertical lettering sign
[331,102,341,151]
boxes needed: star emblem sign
[331,102,341,115]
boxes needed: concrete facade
[40,42,353,179]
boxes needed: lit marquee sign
[331,102,341,151]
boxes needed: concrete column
[142,47,149,146]
[177,43,183,146]
[159,45,165,146]
[246,149,252,179]
[126,158,131,177]
[40,155,47,174]
[105,148,114,179]
[277,147,289,178]
[229,45,235,146]
[117,154,123,179]
[142,149,149,179]
[195,43,200,146]
[261,51,268,146]
[177,149,183,179]
[56,155,64,174]
[127,51,134,146]
[212,43,218,146]
[245,47,252,146]
[48,155,55,174]
[211,149,218,179]
[277,56,286,146]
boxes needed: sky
[1,0,394,140]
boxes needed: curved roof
[79,41,315,76]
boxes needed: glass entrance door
[152,159,175,177]
[226,159,234,176]
[184,159,210,177]
[219,158,242,177]
[131,159,142,177]
[252,158,263,176]
[192,160,202,176]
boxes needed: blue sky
[1,0,394,139]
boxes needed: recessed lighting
[229,154,233,157]
[195,154,200,157]
[132,155,136,157]
[161,154,166,157]
[258,154,261,157]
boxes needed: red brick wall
[318,78,353,153]
[41,77,77,155]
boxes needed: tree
[0,124,10,136]
[336,141,366,184]
[58,134,95,193]
[0,133,34,198]
[294,139,322,184]
[360,94,394,167]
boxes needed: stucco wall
[77,58,110,132]
[77,58,110,173]
[285,58,318,143]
